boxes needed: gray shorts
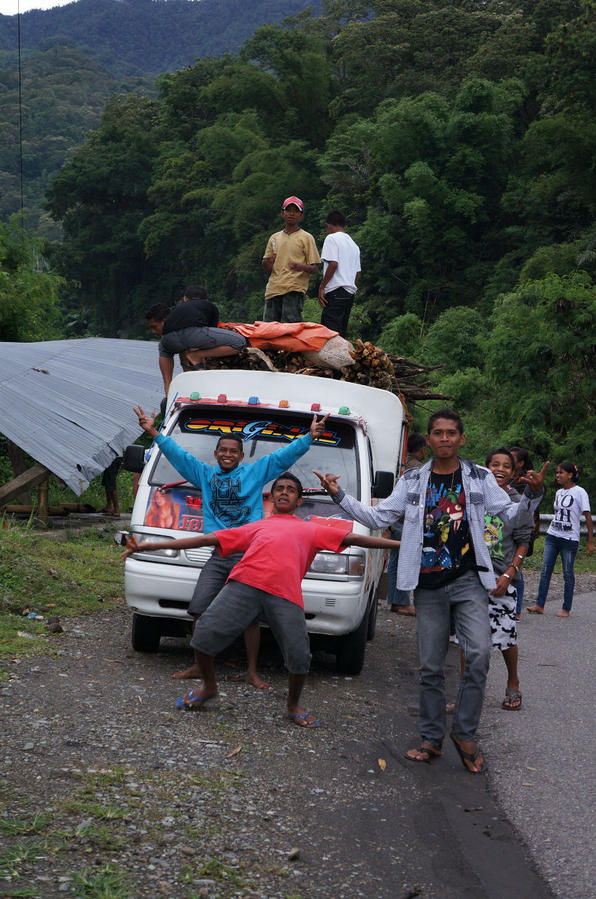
[188,550,244,616]
[159,326,246,358]
[191,579,312,674]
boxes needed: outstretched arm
[313,470,404,529]
[341,533,401,550]
[121,531,219,560]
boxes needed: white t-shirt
[547,485,591,542]
[321,231,361,295]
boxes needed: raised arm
[121,531,219,561]
[484,462,550,522]
[257,414,330,482]
[134,404,159,438]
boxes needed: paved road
[481,588,596,899]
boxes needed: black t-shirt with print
[418,468,477,589]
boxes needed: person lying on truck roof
[314,407,549,774]
[145,285,246,394]
[122,472,401,727]
[133,404,329,688]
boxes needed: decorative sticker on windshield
[143,486,204,532]
[182,417,340,446]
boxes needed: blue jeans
[414,571,491,747]
[536,534,579,612]
[386,548,412,606]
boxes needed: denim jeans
[386,548,412,606]
[413,570,491,747]
[536,534,579,612]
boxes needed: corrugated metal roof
[0,338,166,495]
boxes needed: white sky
[0,0,76,14]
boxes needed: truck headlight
[130,533,179,558]
[309,553,365,576]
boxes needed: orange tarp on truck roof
[224,321,339,353]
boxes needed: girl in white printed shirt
[527,462,593,617]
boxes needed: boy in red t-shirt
[122,472,400,727]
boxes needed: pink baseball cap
[282,195,304,211]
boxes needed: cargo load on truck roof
[178,326,448,413]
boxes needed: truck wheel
[131,613,161,653]
[367,586,379,642]
[335,607,369,675]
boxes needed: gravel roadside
[1,570,592,898]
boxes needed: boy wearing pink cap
[261,196,321,322]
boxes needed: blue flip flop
[292,712,320,728]
[176,689,217,710]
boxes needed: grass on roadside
[0,526,124,662]
[0,766,256,898]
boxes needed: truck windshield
[149,406,361,504]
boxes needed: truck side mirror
[123,445,146,473]
[372,470,394,498]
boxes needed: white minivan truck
[122,370,406,674]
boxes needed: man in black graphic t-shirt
[316,408,548,774]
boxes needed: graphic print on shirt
[551,491,575,534]
[208,473,251,527]
[484,512,504,560]
[421,474,471,573]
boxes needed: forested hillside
[4,0,596,491]
[0,0,319,231]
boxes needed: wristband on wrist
[502,573,511,581]
[512,563,520,573]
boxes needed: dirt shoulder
[3,573,589,897]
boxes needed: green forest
[2,0,595,494]
[0,0,318,232]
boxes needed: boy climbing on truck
[122,473,401,727]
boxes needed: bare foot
[556,609,570,618]
[526,605,544,614]
[288,707,319,727]
[396,605,416,616]
[171,664,203,679]
[246,671,270,690]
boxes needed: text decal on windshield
[183,418,340,446]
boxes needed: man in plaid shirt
[315,408,548,774]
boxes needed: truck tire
[367,586,379,642]
[335,606,369,675]
[131,613,161,653]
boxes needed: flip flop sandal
[404,744,442,763]
[176,689,217,710]
[292,712,320,728]
[502,688,522,710]
[450,735,486,774]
